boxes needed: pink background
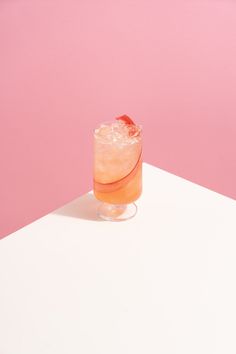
[1,0,236,239]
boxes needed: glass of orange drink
[93,115,142,221]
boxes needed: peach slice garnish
[116,114,135,125]
[115,114,140,137]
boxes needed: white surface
[1,163,236,354]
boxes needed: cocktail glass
[93,115,142,221]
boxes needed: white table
[1,163,236,354]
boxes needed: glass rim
[93,120,143,135]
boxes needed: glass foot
[97,202,137,221]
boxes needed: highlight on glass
[93,115,142,221]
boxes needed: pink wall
[1,0,236,239]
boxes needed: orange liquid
[94,159,142,204]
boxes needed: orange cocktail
[93,115,142,221]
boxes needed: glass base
[97,202,137,221]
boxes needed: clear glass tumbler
[93,116,142,221]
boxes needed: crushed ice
[94,121,141,145]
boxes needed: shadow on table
[53,193,103,221]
